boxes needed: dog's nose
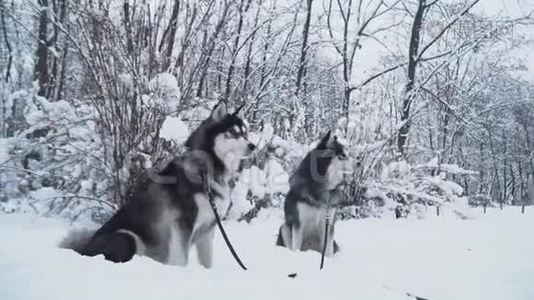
[248,143,256,151]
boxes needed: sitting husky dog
[276,131,348,256]
[70,101,255,268]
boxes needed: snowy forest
[1,0,534,221]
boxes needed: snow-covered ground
[0,208,533,300]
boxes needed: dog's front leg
[325,225,336,257]
[278,224,292,248]
[167,228,191,266]
[291,225,304,251]
[196,227,215,268]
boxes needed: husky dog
[68,101,255,268]
[276,131,348,256]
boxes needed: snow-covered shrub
[148,73,181,112]
[360,158,475,219]
[229,156,290,222]
[0,89,111,219]
[0,85,476,222]
[0,72,186,220]
[225,121,299,221]
[469,194,492,207]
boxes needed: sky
[477,0,534,82]
[313,0,534,85]
[476,0,534,17]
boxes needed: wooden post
[395,206,402,219]
[436,206,440,216]
[483,204,487,214]
[522,204,525,214]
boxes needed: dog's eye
[240,128,248,139]
[227,128,239,138]
[229,125,248,139]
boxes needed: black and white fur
[276,131,348,256]
[65,101,255,268]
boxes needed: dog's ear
[233,102,245,117]
[317,131,331,149]
[211,101,227,122]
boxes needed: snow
[0,138,10,164]
[420,158,478,175]
[29,187,60,202]
[159,116,189,144]
[264,159,290,194]
[228,175,253,219]
[118,73,134,90]
[248,166,267,199]
[1,208,533,300]
[149,73,179,94]
[149,73,181,109]
[228,160,290,219]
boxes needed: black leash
[202,173,248,270]
[201,175,431,296]
[320,199,331,270]
[199,172,332,275]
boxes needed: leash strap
[202,173,247,270]
[320,200,330,270]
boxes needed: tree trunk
[342,86,350,122]
[295,0,313,96]
[122,1,134,55]
[397,0,426,156]
[509,164,516,203]
[503,138,507,204]
[224,0,251,102]
[195,3,230,98]
[160,0,180,71]
[242,1,261,98]
[519,160,525,197]
[340,0,352,123]
[1,0,12,83]
[34,0,50,97]
[479,142,485,194]
[488,127,501,206]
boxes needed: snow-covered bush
[0,71,186,220]
[229,157,290,221]
[0,87,478,222]
[0,89,109,219]
[226,122,295,221]
[360,158,474,219]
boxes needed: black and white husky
[66,101,255,268]
[276,131,348,256]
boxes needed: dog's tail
[59,228,96,255]
[61,228,138,263]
